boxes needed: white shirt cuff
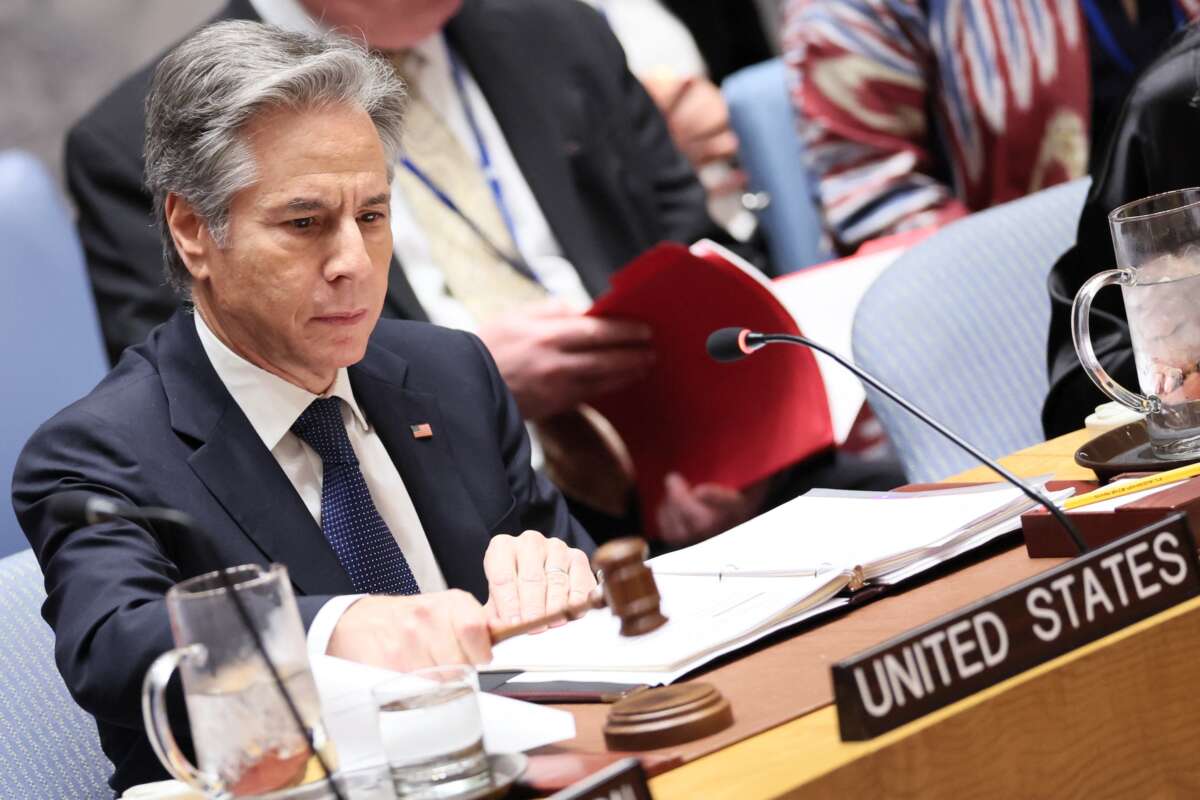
[306,594,366,661]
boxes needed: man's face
[185,104,392,391]
[299,0,464,49]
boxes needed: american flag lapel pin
[410,423,434,439]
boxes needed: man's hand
[477,300,655,421]
[655,472,769,546]
[326,591,492,671]
[642,73,741,172]
[483,530,597,633]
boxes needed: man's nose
[325,218,374,281]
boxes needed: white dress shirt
[194,313,447,657]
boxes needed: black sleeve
[65,121,180,365]
[464,331,596,556]
[1043,28,1200,437]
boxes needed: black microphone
[48,493,195,530]
[50,492,347,800]
[706,327,1088,554]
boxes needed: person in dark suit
[67,0,794,543]
[1043,25,1200,437]
[17,22,594,792]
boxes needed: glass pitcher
[1072,187,1200,458]
[141,564,336,798]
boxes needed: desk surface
[635,428,1098,798]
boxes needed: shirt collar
[194,312,369,451]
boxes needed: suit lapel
[383,255,429,322]
[446,4,611,300]
[350,344,492,599]
[158,315,354,596]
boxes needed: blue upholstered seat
[723,59,831,274]
[851,179,1091,482]
[0,549,113,798]
[0,150,107,558]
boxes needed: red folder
[586,241,835,535]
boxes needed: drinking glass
[372,666,492,800]
[1073,187,1200,458]
[142,564,335,798]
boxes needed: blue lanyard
[448,47,521,249]
[399,156,533,278]
[1081,0,1186,75]
[399,45,533,279]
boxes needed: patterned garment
[783,0,1198,252]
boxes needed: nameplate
[548,757,651,800]
[832,513,1200,740]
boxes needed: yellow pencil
[1063,460,1200,510]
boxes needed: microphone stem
[759,334,1088,554]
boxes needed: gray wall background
[0,0,222,194]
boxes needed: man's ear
[164,193,214,281]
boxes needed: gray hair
[144,20,406,294]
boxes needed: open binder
[487,483,1071,683]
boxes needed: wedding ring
[545,566,569,576]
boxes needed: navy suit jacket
[13,313,592,792]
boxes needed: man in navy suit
[14,22,594,793]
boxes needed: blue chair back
[0,150,107,557]
[0,549,113,798]
[851,179,1091,482]
[723,59,832,274]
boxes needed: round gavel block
[603,683,733,751]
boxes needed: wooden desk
[637,429,1200,798]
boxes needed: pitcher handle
[141,644,222,796]
[1071,268,1158,415]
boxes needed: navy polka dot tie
[291,397,420,595]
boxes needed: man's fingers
[657,473,697,542]
[395,602,438,670]
[657,500,682,542]
[483,534,522,626]
[542,538,572,626]
[665,472,715,534]
[482,596,501,627]
[426,606,469,667]
[693,483,744,510]
[556,347,656,384]
[687,130,739,166]
[546,315,653,351]
[450,590,493,665]
[515,530,549,627]
[566,548,597,607]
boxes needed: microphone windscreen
[707,327,751,362]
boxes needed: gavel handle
[490,589,606,644]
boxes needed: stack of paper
[487,483,1070,685]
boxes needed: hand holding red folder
[586,241,834,536]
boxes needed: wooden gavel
[491,537,667,644]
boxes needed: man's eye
[360,211,385,223]
[289,217,315,229]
